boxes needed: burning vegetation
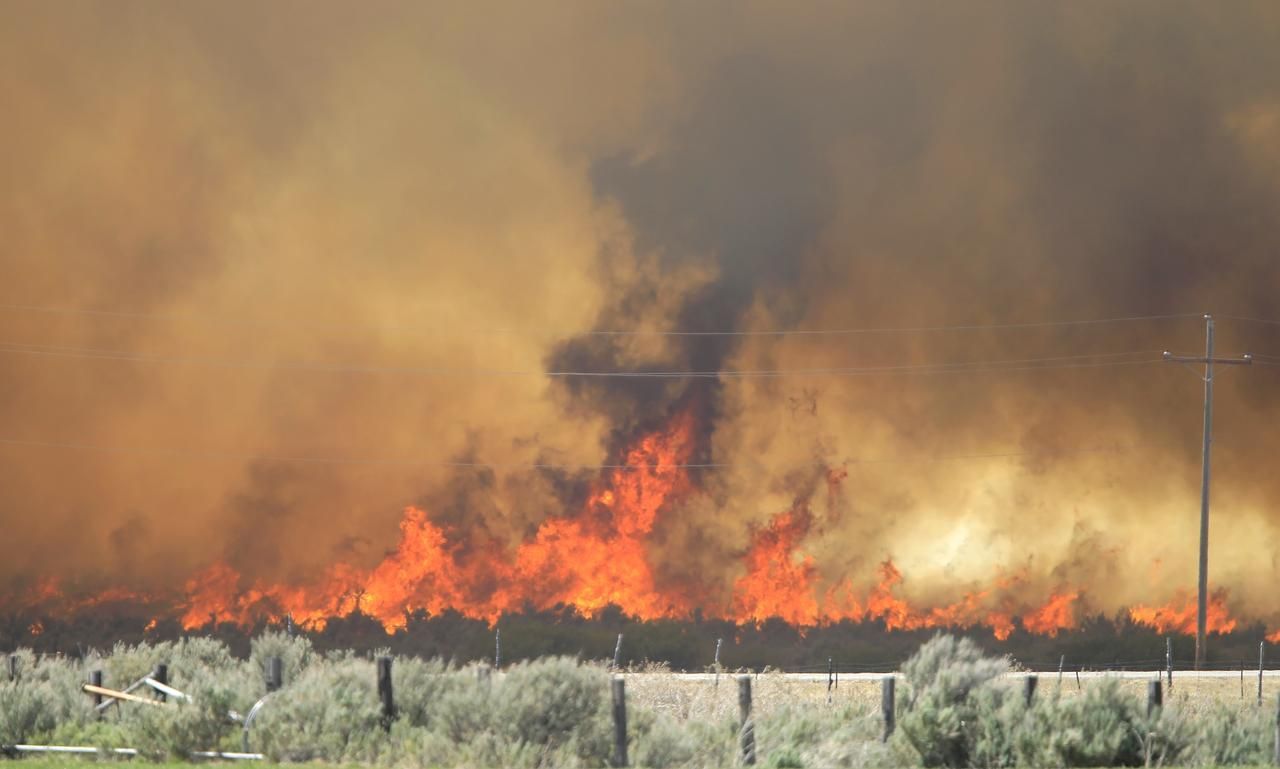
[1,407,1266,648]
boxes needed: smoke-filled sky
[3,1,1280,625]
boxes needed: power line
[574,313,1201,337]
[0,302,1203,337]
[0,435,1129,470]
[0,340,1162,378]
[1241,353,1280,368]
[1218,315,1280,328]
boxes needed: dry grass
[623,669,879,722]
[622,667,1280,721]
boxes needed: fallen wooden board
[82,683,171,707]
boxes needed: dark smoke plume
[3,1,1280,626]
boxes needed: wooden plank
[82,683,170,707]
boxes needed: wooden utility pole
[1164,314,1251,669]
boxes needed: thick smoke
[3,1,1280,625]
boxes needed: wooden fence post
[611,676,628,768]
[495,628,501,670]
[153,664,168,703]
[613,633,624,672]
[1261,642,1266,706]
[827,658,834,704]
[1024,675,1038,707]
[1057,655,1065,692]
[90,670,103,711]
[1147,680,1162,717]
[377,656,395,729]
[714,638,723,688]
[266,656,283,692]
[738,675,756,765]
[882,676,896,742]
[7,654,17,682]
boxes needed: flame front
[7,409,1263,640]
[1128,590,1239,636]
[171,409,699,631]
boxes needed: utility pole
[1164,314,1251,670]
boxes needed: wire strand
[0,436,1129,470]
[0,340,1163,378]
[1218,315,1280,328]
[0,302,1204,337]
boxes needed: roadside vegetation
[2,633,1276,767]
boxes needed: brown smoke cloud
[3,1,1280,626]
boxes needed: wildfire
[6,408,1268,641]
[163,407,700,632]
[732,507,819,625]
[1128,590,1238,635]
[729,504,1080,640]
[1023,592,1079,636]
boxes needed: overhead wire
[0,339,1163,378]
[0,302,1204,337]
[1218,315,1280,328]
[0,435,1130,471]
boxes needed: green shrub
[967,684,1022,769]
[495,657,611,756]
[0,678,68,744]
[103,640,176,689]
[633,712,705,768]
[119,667,244,759]
[758,703,891,769]
[252,656,383,762]
[387,656,454,729]
[1187,702,1270,766]
[250,630,315,689]
[1011,679,1187,768]
[0,651,93,744]
[898,634,1009,767]
[893,635,1192,769]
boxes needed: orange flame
[168,407,699,631]
[1128,590,1238,635]
[732,507,818,625]
[1023,592,1079,636]
[730,506,1079,640]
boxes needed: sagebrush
[0,633,1272,767]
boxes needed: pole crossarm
[1162,352,1253,365]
